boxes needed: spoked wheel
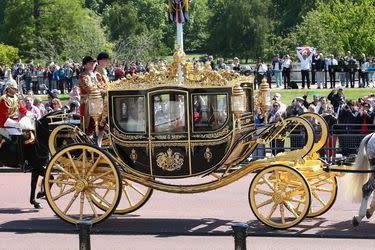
[303,171,337,218]
[49,125,91,155]
[44,143,122,225]
[93,172,153,215]
[249,165,311,229]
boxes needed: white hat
[337,86,344,90]
[4,78,17,89]
[273,93,281,98]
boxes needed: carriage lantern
[231,84,246,128]
[258,77,271,122]
[88,88,103,136]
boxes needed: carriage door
[148,90,191,177]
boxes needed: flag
[168,0,190,23]
[296,47,314,55]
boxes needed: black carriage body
[108,86,237,178]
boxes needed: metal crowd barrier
[250,124,375,163]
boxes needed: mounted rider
[0,77,36,171]
[79,56,107,135]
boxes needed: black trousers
[283,68,290,89]
[329,71,336,88]
[301,70,310,88]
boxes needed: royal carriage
[43,48,347,229]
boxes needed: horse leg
[30,171,42,209]
[353,173,375,226]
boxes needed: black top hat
[82,56,96,65]
[97,52,110,61]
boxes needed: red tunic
[79,71,106,134]
[0,95,28,128]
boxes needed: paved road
[1,173,375,249]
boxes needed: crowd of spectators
[256,87,375,161]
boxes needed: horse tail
[343,133,373,203]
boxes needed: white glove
[4,118,21,129]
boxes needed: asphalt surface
[1,172,375,249]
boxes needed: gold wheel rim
[304,171,337,217]
[249,166,311,229]
[45,144,121,224]
[49,125,85,155]
[93,172,152,214]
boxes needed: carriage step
[0,167,22,173]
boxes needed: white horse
[344,132,375,226]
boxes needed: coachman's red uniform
[0,94,28,129]
[79,70,106,134]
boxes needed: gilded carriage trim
[153,134,186,140]
[191,127,230,139]
[190,134,232,147]
[130,149,138,163]
[203,147,213,162]
[111,135,148,148]
[156,148,184,172]
[112,128,146,140]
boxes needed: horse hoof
[366,210,373,219]
[36,192,45,199]
[34,203,43,209]
[352,216,360,227]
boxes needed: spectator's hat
[295,96,304,102]
[346,100,354,106]
[97,51,110,61]
[337,86,344,91]
[82,56,96,65]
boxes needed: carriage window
[152,93,186,133]
[193,94,228,131]
[114,96,145,132]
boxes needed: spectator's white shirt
[297,52,313,70]
[361,61,369,71]
[282,59,292,69]
[257,63,267,74]
[326,58,338,66]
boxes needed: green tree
[206,0,273,59]
[0,0,110,62]
[281,0,375,57]
[0,43,19,66]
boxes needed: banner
[296,46,315,55]
[168,0,190,23]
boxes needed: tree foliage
[0,0,110,62]
[206,0,272,59]
[280,0,375,57]
[0,43,19,66]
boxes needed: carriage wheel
[44,143,121,225]
[305,173,337,218]
[249,165,311,229]
[93,172,153,215]
[49,125,90,155]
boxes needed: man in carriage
[0,77,36,171]
[79,55,107,136]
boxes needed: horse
[0,111,61,209]
[344,132,375,226]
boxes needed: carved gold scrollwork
[203,147,213,162]
[156,148,184,172]
[130,149,138,163]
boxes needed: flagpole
[176,6,184,83]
